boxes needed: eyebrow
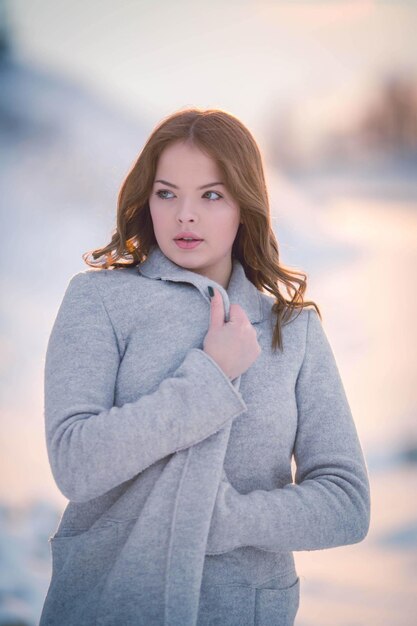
[154,179,224,190]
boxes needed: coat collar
[137,244,263,323]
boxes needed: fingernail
[208,286,214,298]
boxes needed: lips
[174,232,203,241]
[174,233,203,250]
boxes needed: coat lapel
[137,244,263,324]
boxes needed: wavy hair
[83,107,320,352]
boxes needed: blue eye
[155,190,174,199]
[204,191,223,201]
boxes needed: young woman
[40,108,371,626]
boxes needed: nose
[176,199,199,224]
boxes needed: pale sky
[6,0,417,145]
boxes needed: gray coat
[39,243,371,626]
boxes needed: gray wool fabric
[40,243,371,626]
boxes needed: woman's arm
[44,272,247,503]
[206,309,371,554]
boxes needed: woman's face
[148,141,241,289]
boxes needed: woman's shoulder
[258,291,313,328]
[61,267,149,345]
[67,265,143,291]
[63,267,149,323]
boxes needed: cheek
[214,213,241,244]
[225,208,241,232]
[149,206,166,232]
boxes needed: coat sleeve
[44,272,247,503]
[206,308,371,554]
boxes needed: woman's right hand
[203,287,262,380]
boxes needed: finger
[228,303,247,324]
[209,288,226,328]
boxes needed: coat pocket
[254,572,300,626]
[49,523,119,579]
[40,523,121,626]
[197,584,256,626]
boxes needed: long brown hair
[83,107,320,352]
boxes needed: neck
[192,258,233,290]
